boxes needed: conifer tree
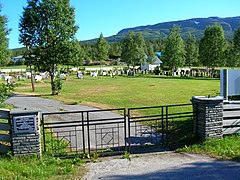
[199,23,226,67]
[164,26,186,70]
[96,33,110,61]
[185,32,199,67]
[121,32,146,68]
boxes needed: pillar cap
[192,96,225,101]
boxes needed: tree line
[75,24,240,71]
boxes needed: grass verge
[176,134,240,161]
[0,154,86,180]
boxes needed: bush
[0,83,14,106]
[53,72,63,94]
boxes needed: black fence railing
[127,104,195,152]
[42,108,127,157]
[41,104,195,157]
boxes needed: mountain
[82,16,240,44]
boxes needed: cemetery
[0,0,240,178]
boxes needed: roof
[153,56,162,64]
[144,56,162,64]
[155,52,162,56]
[12,55,24,59]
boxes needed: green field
[14,74,220,110]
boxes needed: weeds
[122,151,131,161]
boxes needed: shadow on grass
[10,93,52,98]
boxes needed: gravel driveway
[5,94,98,113]
[84,152,240,180]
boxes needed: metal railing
[41,104,195,157]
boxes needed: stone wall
[192,96,224,140]
[10,111,41,156]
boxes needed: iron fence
[127,104,195,152]
[42,108,127,157]
[41,104,195,157]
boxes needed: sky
[1,0,240,49]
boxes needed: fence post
[191,96,224,140]
[10,110,42,156]
[127,108,131,152]
[0,108,11,154]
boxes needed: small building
[141,56,162,71]
[12,55,24,63]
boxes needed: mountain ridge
[82,16,240,44]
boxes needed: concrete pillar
[191,96,224,140]
[10,110,41,156]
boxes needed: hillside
[82,16,240,44]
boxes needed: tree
[225,41,236,68]
[96,33,109,61]
[185,32,199,67]
[23,48,36,92]
[0,5,11,66]
[146,45,156,64]
[233,28,240,66]
[19,0,78,95]
[164,26,185,70]
[109,42,121,57]
[199,23,226,67]
[121,32,146,68]
[68,40,85,68]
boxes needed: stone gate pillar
[191,96,224,140]
[10,110,41,156]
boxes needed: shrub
[0,83,14,106]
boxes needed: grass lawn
[13,74,220,110]
[0,154,86,180]
[0,65,26,69]
[177,134,240,161]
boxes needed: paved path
[84,152,240,180]
[5,94,99,113]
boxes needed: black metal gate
[127,104,195,152]
[41,104,195,157]
[42,108,127,157]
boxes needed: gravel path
[5,94,99,113]
[84,152,240,180]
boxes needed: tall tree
[121,32,146,68]
[185,32,199,67]
[146,45,156,64]
[233,28,240,66]
[225,41,236,68]
[19,0,78,95]
[96,33,109,61]
[69,40,85,68]
[164,26,185,70]
[109,42,121,56]
[0,5,11,66]
[199,23,226,67]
